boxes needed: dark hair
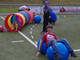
[46,24,53,29]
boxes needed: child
[42,0,54,34]
[42,0,51,33]
[12,21,18,32]
[18,5,30,12]
[26,7,30,11]
[36,24,77,58]
[60,7,66,13]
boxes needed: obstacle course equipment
[5,11,34,32]
[34,15,41,23]
[37,39,47,54]
[37,40,69,60]
[49,11,57,21]
[46,43,69,60]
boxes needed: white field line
[18,31,37,48]
[11,40,24,43]
[74,49,80,52]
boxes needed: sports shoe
[71,52,77,57]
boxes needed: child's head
[26,8,30,11]
[46,24,53,33]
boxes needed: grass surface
[0,15,80,60]
[0,8,18,13]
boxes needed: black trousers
[43,16,49,32]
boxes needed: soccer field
[0,15,80,60]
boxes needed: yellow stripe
[8,15,14,29]
[15,13,25,26]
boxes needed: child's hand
[36,51,40,56]
[49,16,51,18]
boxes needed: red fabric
[60,8,66,12]
[42,33,58,46]
[0,25,4,32]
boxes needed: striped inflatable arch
[5,11,34,32]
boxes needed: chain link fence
[0,4,80,15]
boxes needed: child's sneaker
[71,52,77,57]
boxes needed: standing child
[42,0,52,34]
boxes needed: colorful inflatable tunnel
[5,11,34,32]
